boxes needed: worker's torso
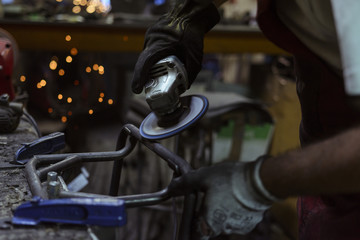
[257,0,360,239]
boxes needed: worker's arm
[170,124,360,238]
[261,125,360,198]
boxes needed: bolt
[47,171,58,183]
[47,181,60,199]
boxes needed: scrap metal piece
[0,218,12,229]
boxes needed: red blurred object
[0,36,15,100]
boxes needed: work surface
[0,118,92,240]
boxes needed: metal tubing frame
[24,124,196,240]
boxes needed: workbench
[0,118,92,239]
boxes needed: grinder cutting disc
[140,95,208,140]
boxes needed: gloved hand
[169,157,281,238]
[131,0,220,94]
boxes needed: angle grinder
[139,56,208,140]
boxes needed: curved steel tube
[25,124,193,203]
[124,124,192,174]
[25,128,137,198]
[24,124,196,240]
[59,188,171,208]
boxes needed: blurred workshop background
[0,0,301,239]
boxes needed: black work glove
[131,0,220,94]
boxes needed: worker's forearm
[260,125,360,198]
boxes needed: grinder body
[144,56,189,117]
